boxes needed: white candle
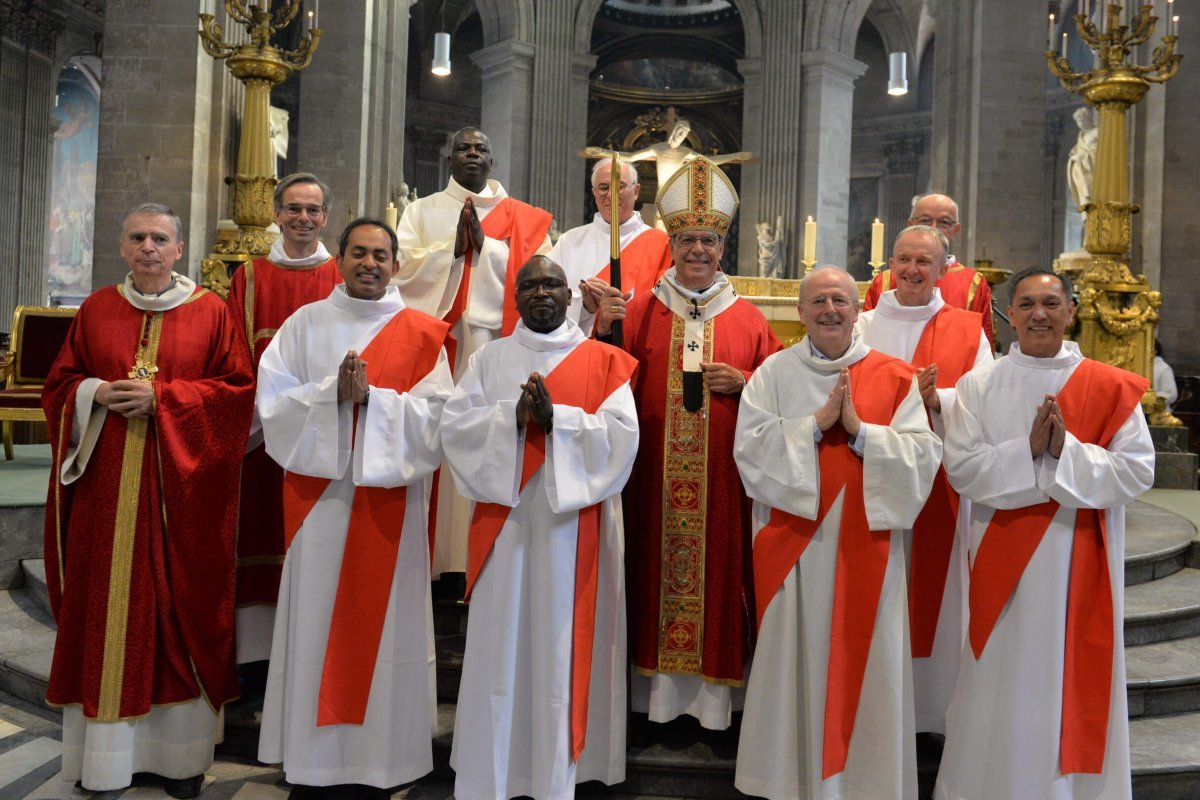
[1049,13,1056,50]
[386,202,398,231]
[307,10,313,29]
[1062,31,1069,56]
[1174,13,1180,35]
[803,216,817,263]
[313,0,319,28]
[870,219,884,265]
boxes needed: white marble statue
[756,215,785,279]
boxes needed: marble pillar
[736,0,804,276]
[297,0,409,228]
[930,0,1048,268]
[0,4,58,314]
[471,39,535,200]
[799,48,867,269]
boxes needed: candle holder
[197,1,322,297]
[801,258,816,275]
[1046,1,1182,426]
[868,260,885,278]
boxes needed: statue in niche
[1067,106,1099,220]
[268,106,290,178]
[394,180,419,215]
[757,216,785,279]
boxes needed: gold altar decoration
[197,1,322,297]
[1047,1,1181,425]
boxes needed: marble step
[1127,638,1200,718]
[1125,568,1200,646]
[1130,711,1200,799]
[1125,502,1195,586]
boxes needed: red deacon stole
[751,348,916,780]
[591,227,673,296]
[280,308,450,727]
[967,358,1146,774]
[906,307,984,657]
[465,338,637,763]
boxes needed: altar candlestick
[386,202,398,231]
[803,217,817,264]
[871,219,884,265]
[1049,14,1056,50]
[1062,31,1069,57]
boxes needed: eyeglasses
[281,204,326,217]
[803,294,854,310]
[595,183,632,195]
[516,278,568,294]
[912,216,957,230]
[675,234,721,249]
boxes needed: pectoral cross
[689,306,702,320]
[128,357,158,382]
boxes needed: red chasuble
[865,263,994,344]
[465,338,637,762]
[750,349,917,778]
[623,291,781,686]
[42,285,254,721]
[968,359,1146,774]
[906,306,985,657]
[591,227,673,296]
[280,308,451,727]
[226,256,341,610]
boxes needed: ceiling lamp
[432,2,451,77]
[887,51,908,96]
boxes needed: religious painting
[49,56,101,304]
[847,177,881,280]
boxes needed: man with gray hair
[856,225,992,739]
[226,171,342,673]
[550,158,671,333]
[41,203,254,796]
[864,193,994,345]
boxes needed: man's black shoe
[163,774,204,799]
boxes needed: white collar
[792,333,870,373]
[590,212,647,238]
[512,317,586,352]
[875,288,945,322]
[121,272,196,311]
[328,284,406,317]
[268,239,333,268]
[444,176,505,208]
[1006,340,1083,370]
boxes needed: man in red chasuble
[226,172,341,674]
[863,193,995,345]
[595,156,781,730]
[42,203,255,797]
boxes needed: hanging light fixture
[887,51,908,96]
[431,2,451,76]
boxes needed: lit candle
[1049,13,1056,50]
[386,202,398,231]
[1062,31,1069,56]
[870,218,884,265]
[307,9,313,29]
[803,216,817,263]
[1174,13,1180,35]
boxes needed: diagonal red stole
[967,358,1146,774]
[280,308,450,726]
[751,349,917,779]
[906,306,984,657]
[464,338,637,762]
[591,227,673,296]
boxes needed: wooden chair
[0,305,77,460]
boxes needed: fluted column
[737,0,804,275]
[799,48,868,268]
[471,39,536,199]
[0,4,59,314]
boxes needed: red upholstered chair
[0,305,77,460]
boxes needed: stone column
[883,136,923,242]
[799,48,867,269]
[470,39,535,199]
[297,0,410,226]
[929,0,1048,267]
[0,5,59,313]
[737,0,805,275]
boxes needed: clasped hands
[914,364,941,412]
[1029,394,1066,459]
[814,368,862,438]
[453,197,486,260]
[516,372,553,433]
[95,380,155,418]
[337,350,370,404]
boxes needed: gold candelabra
[1047,1,1181,426]
[198,1,321,297]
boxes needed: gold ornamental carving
[1047,2,1182,426]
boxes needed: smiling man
[549,158,671,333]
[41,203,254,797]
[225,172,342,674]
[734,266,940,800]
[596,156,780,731]
[443,255,639,800]
[393,126,553,577]
[856,225,992,738]
[935,269,1154,800]
[255,218,454,798]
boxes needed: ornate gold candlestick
[1047,2,1181,425]
[198,1,321,296]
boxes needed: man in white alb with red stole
[935,269,1154,800]
[855,225,991,735]
[595,156,781,730]
[255,219,453,797]
[393,126,553,576]
[549,157,671,333]
[734,266,940,800]
[444,256,639,800]
[42,204,254,797]
[226,172,341,666]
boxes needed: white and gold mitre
[655,155,739,237]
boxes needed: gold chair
[0,305,77,460]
